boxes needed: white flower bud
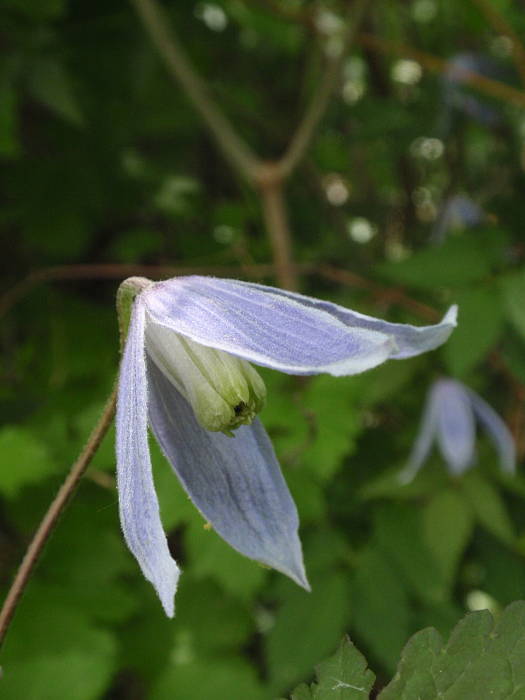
[145,320,266,434]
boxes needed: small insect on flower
[400,378,516,484]
[116,275,457,616]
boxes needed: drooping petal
[466,388,516,474]
[142,277,400,376]
[116,299,180,616]
[399,384,441,484]
[142,277,456,373]
[146,358,309,589]
[434,380,476,475]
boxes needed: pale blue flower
[431,195,485,244]
[400,378,515,483]
[442,52,503,127]
[116,275,457,615]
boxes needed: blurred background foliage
[2,0,525,697]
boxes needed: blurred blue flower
[441,52,504,128]
[116,275,457,615]
[431,194,485,244]
[400,378,515,483]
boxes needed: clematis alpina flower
[431,195,485,244]
[116,275,457,616]
[400,378,516,484]
[442,52,503,127]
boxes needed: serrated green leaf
[379,602,525,699]
[307,637,375,700]
[291,684,314,700]
[378,627,444,699]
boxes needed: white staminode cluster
[146,321,266,434]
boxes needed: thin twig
[130,0,259,181]
[0,263,310,319]
[256,165,298,290]
[0,387,117,650]
[278,0,370,179]
[470,0,525,88]
[1,261,445,323]
[129,0,369,292]
[358,32,525,108]
[317,263,440,321]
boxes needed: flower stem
[0,387,117,651]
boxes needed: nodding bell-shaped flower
[400,378,516,484]
[116,275,457,616]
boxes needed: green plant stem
[0,387,117,651]
[358,32,525,108]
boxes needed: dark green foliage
[290,602,525,699]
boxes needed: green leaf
[374,504,446,603]
[351,548,410,672]
[0,426,58,497]
[259,371,309,458]
[354,358,422,407]
[151,658,266,700]
[0,585,117,700]
[443,286,504,376]
[267,572,351,693]
[422,489,474,592]
[27,59,84,127]
[290,684,314,700]
[377,234,491,290]
[379,601,525,699]
[460,472,514,544]
[286,467,326,524]
[185,520,267,601]
[173,579,255,654]
[301,376,362,480]
[37,495,138,623]
[290,637,375,700]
